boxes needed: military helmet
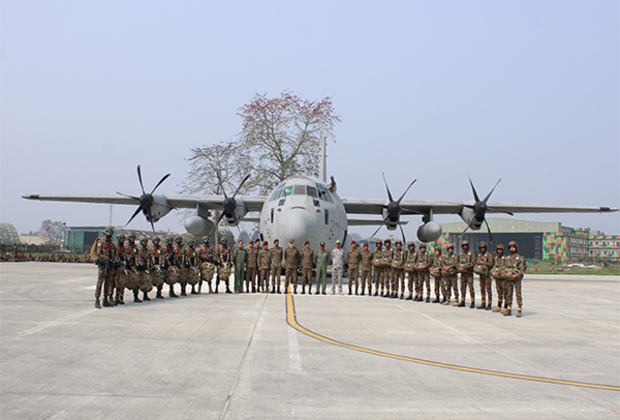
[479,241,487,249]
[375,239,382,245]
[461,240,469,247]
[447,243,454,249]
[221,237,228,245]
[395,239,402,245]
[140,238,148,246]
[153,236,160,244]
[434,246,442,253]
[103,226,114,237]
[407,241,415,248]
[419,243,427,249]
[166,237,173,244]
[496,244,505,251]
[508,240,518,249]
[188,239,195,247]
[175,235,183,244]
[127,232,136,241]
[116,232,126,241]
[202,236,210,244]
[384,238,391,243]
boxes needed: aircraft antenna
[319,136,327,183]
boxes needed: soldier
[185,239,200,294]
[269,239,284,294]
[382,239,394,297]
[456,241,476,308]
[174,236,188,296]
[95,227,116,308]
[284,239,301,294]
[232,240,247,293]
[217,238,233,294]
[415,243,432,302]
[112,232,128,305]
[346,241,362,295]
[314,242,329,295]
[404,242,417,300]
[371,239,384,297]
[359,242,373,296]
[491,244,507,313]
[474,242,494,310]
[442,244,459,306]
[503,241,526,317]
[331,240,345,295]
[124,233,143,303]
[137,238,154,301]
[164,236,180,297]
[197,237,216,293]
[300,241,314,294]
[150,236,166,299]
[246,240,259,293]
[429,246,442,303]
[257,241,271,293]
[391,239,406,299]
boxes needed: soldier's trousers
[96,266,115,300]
[479,275,492,303]
[505,278,522,308]
[360,269,371,293]
[407,271,416,296]
[417,271,431,297]
[433,275,443,298]
[348,267,359,292]
[259,268,269,291]
[332,266,343,294]
[384,269,393,294]
[494,277,505,306]
[234,266,245,293]
[459,273,474,302]
[246,268,257,292]
[114,268,128,301]
[301,268,313,290]
[374,267,384,293]
[316,267,327,293]
[285,267,298,292]
[270,267,281,291]
[444,275,459,301]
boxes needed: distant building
[0,223,20,243]
[589,235,620,261]
[64,226,177,253]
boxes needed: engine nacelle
[185,215,215,237]
[224,199,247,226]
[417,221,442,243]
[459,207,484,230]
[145,194,173,222]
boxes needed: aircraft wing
[22,194,268,212]
[341,198,618,215]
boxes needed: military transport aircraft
[23,141,617,251]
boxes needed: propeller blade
[461,224,470,236]
[382,172,394,203]
[468,175,481,203]
[116,192,140,201]
[484,218,494,242]
[150,173,171,195]
[488,207,514,216]
[216,171,228,198]
[215,210,226,226]
[146,207,156,232]
[396,179,417,204]
[137,165,146,195]
[232,174,250,199]
[370,224,383,239]
[126,206,143,227]
[399,223,407,245]
[482,179,502,204]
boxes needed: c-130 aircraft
[23,139,617,250]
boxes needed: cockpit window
[316,183,327,190]
[306,186,317,197]
[292,185,305,195]
[283,187,292,196]
[318,189,333,203]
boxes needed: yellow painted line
[285,292,620,392]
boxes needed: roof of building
[0,223,20,243]
[440,218,576,234]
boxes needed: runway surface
[1,262,619,419]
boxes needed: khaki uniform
[284,246,301,293]
[414,250,432,299]
[257,247,271,292]
[429,252,442,300]
[164,243,180,297]
[474,251,494,307]
[137,244,153,297]
[113,240,128,304]
[457,250,476,304]
[346,247,362,294]
[442,253,459,304]
[391,247,406,297]
[246,246,259,292]
[382,247,394,296]
[269,245,283,293]
[197,244,216,293]
[491,253,506,308]
[95,238,116,304]
[360,249,373,295]
[372,248,384,296]
[217,246,233,293]
[300,248,314,293]
[505,253,526,310]
[174,243,188,295]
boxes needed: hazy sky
[2,1,619,237]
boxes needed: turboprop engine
[417,221,442,243]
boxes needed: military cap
[116,232,126,240]
[320,242,325,246]
[496,244,505,250]
[127,232,136,241]
[336,239,341,244]
[479,241,487,248]
[508,241,518,248]
[351,240,356,245]
[447,243,454,249]
[274,239,279,243]
[419,243,427,249]
[289,239,295,244]
[263,241,268,246]
[363,242,369,247]
[395,239,402,245]
[305,240,310,245]
[407,241,415,247]
[461,240,469,247]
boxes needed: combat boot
[226,286,232,294]
[425,296,430,303]
[181,288,187,296]
[441,296,447,304]
[156,290,164,299]
[457,300,465,307]
[486,303,492,310]
[406,294,413,301]
[348,289,352,296]
[360,289,365,296]
[169,287,178,298]
[103,297,112,307]
[301,287,305,295]
[477,300,486,309]
[469,301,475,308]
[432,296,440,303]
[516,307,522,318]
[315,289,320,295]
[373,290,378,297]
[442,298,451,305]
[133,291,142,303]
[502,306,512,316]
[399,293,404,299]
[143,292,151,301]
[209,285,214,294]
[95,298,101,309]
[492,305,502,312]
[191,286,198,295]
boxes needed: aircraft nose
[279,209,319,246]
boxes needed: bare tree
[38,220,66,245]
[237,91,340,194]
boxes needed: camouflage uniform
[372,242,384,297]
[185,242,200,294]
[257,243,271,293]
[457,244,476,307]
[346,245,362,295]
[474,243,494,309]
[136,240,153,300]
[491,246,507,312]
[314,246,329,294]
[359,246,373,296]
[197,239,216,293]
[331,244,345,295]
[269,243,283,293]
[284,243,301,293]
[232,244,247,293]
[391,242,406,298]
[414,246,432,301]
[217,243,233,294]
[164,238,180,297]
[95,229,116,308]
[150,238,166,299]
[442,248,459,305]
[125,235,143,303]
[300,246,314,294]
[429,249,442,302]
[246,244,259,293]
[112,233,128,305]
[504,243,527,316]
[174,237,188,296]
[382,242,394,297]
[404,244,417,300]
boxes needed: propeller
[117,165,173,232]
[214,172,250,225]
[370,173,417,244]
[462,175,514,241]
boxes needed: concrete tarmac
[1,262,619,419]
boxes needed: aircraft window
[323,191,334,203]
[313,199,320,207]
[306,186,317,197]
[271,208,274,223]
[293,185,305,195]
[283,187,292,196]
[278,199,285,206]
[316,183,327,190]
[324,209,329,225]
[274,189,284,201]
[317,189,327,201]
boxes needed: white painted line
[288,326,302,371]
